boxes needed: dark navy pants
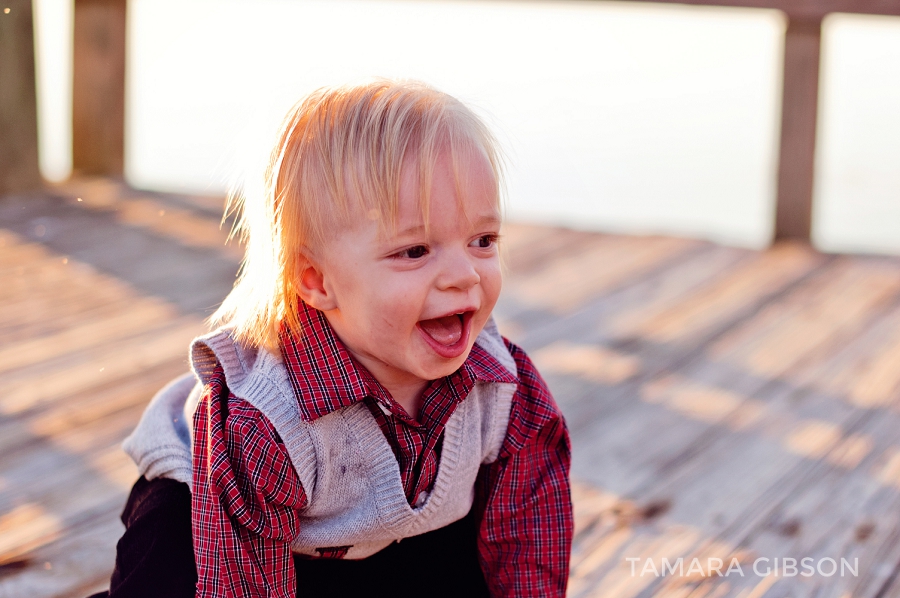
[91,476,489,598]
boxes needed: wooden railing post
[0,0,42,194]
[774,16,822,241]
[72,0,127,177]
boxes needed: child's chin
[421,349,470,379]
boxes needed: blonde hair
[211,79,504,350]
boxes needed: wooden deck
[3,180,900,597]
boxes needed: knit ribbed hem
[191,327,257,388]
[122,372,196,487]
[238,350,320,504]
[342,402,411,532]
[475,317,517,377]
[180,319,516,555]
[482,382,517,464]
[124,443,193,486]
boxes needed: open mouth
[417,310,474,358]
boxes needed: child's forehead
[300,132,501,257]
[394,156,497,222]
[345,192,493,237]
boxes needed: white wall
[31,0,900,253]
[815,14,900,254]
[33,0,72,182]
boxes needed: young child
[103,80,572,598]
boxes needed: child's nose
[437,250,480,291]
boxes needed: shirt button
[415,491,429,507]
[377,402,391,416]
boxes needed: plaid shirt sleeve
[192,365,307,598]
[475,340,573,597]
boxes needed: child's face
[306,150,502,397]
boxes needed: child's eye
[470,234,498,249]
[395,245,429,259]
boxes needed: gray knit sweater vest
[123,318,517,559]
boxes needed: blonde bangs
[210,79,504,351]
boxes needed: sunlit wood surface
[3,180,900,597]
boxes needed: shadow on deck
[3,180,900,598]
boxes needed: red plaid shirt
[192,303,572,597]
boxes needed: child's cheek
[482,261,503,298]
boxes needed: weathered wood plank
[72,0,127,176]
[0,357,187,459]
[0,0,41,195]
[532,242,826,441]
[0,321,198,415]
[0,192,241,316]
[63,192,244,260]
[622,242,822,344]
[774,16,821,241]
[7,184,900,597]
[0,510,123,598]
[566,260,900,596]
[506,235,701,315]
[0,304,180,375]
[0,226,201,596]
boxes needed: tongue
[419,315,462,346]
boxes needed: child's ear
[296,255,338,311]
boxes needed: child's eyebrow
[393,215,500,239]
[395,224,427,238]
[474,215,501,228]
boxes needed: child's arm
[475,341,573,597]
[192,365,307,597]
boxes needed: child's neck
[319,316,429,419]
[387,380,427,421]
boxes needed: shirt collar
[278,302,517,421]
